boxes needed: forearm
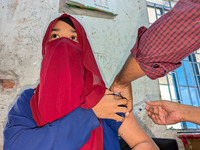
[114,54,145,86]
[181,104,200,125]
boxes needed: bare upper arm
[118,112,158,150]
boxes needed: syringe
[133,104,147,114]
[113,93,150,114]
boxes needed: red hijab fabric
[30,14,106,150]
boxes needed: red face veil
[30,14,106,150]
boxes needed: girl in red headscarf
[4,14,159,150]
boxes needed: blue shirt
[3,89,122,150]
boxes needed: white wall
[0,0,184,149]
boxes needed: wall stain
[7,0,18,20]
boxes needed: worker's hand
[92,89,128,122]
[110,79,133,116]
[145,100,183,125]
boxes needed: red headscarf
[30,14,106,150]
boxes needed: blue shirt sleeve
[3,89,100,150]
[101,119,121,150]
[103,113,124,132]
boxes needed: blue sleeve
[3,89,100,150]
[103,113,125,132]
[101,120,121,150]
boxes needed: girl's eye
[70,36,78,41]
[51,34,60,39]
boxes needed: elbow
[153,144,160,150]
[146,141,160,150]
[131,141,160,150]
[147,142,160,150]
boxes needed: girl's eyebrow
[51,29,76,33]
[72,29,76,32]
[52,29,60,31]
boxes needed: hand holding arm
[92,89,128,122]
[110,82,132,114]
[145,100,200,125]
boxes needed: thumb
[105,89,114,95]
[146,100,163,106]
[127,101,133,112]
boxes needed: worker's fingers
[152,114,160,124]
[145,105,153,113]
[116,98,127,106]
[149,112,165,125]
[146,105,159,115]
[116,106,128,113]
[113,114,125,122]
[147,111,153,118]
[125,111,130,117]
[153,106,159,114]
[105,89,114,95]
[146,101,163,106]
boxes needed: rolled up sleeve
[131,0,200,79]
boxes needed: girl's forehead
[52,21,76,32]
[58,17,75,29]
